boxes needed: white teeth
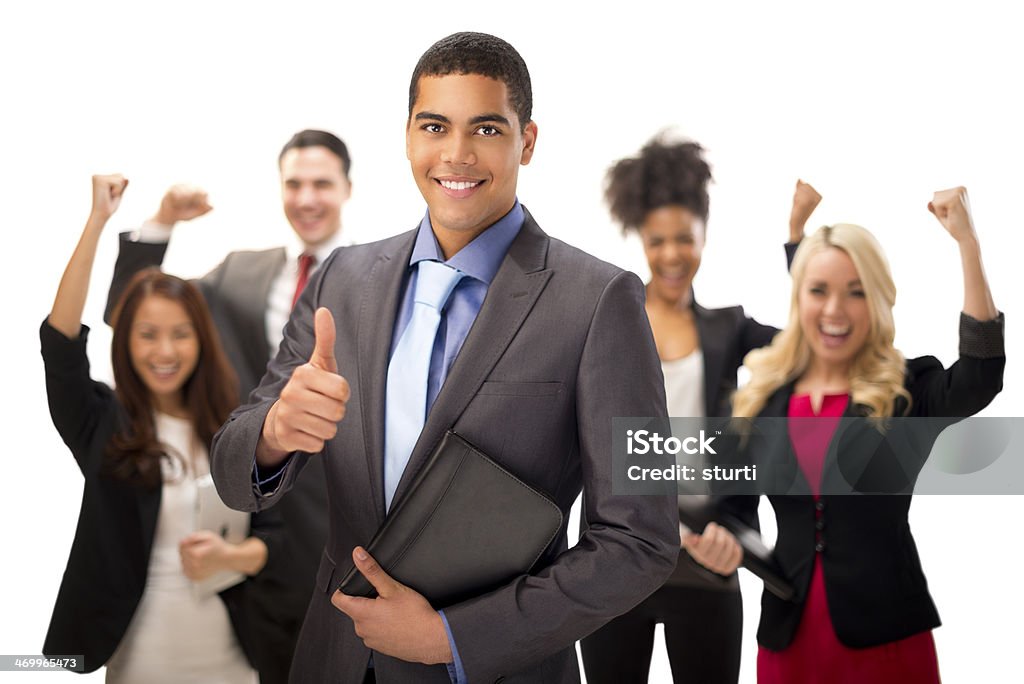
[152,364,179,375]
[820,323,850,336]
[440,180,480,191]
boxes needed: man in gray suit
[211,33,678,684]
[104,129,352,684]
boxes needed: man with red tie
[103,129,352,684]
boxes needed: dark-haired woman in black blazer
[41,175,281,681]
[580,137,817,684]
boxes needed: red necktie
[292,254,316,310]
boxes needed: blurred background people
[580,135,817,683]
[103,129,351,683]
[690,188,1004,683]
[41,175,281,682]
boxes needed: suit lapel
[693,300,727,417]
[358,232,417,522]
[235,248,286,372]
[389,212,552,509]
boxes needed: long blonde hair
[732,224,911,418]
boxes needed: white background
[0,1,1020,682]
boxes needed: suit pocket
[477,381,563,397]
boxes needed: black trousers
[580,584,743,684]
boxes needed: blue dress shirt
[397,203,523,684]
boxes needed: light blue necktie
[384,260,465,511]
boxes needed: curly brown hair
[605,135,713,234]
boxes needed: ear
[520,121,538,166]
[406,119,413,161]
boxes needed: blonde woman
[687,187,1004,683]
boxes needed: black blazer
[722,313,1005,650]
[39,320,281,674]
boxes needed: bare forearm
[49,215,107,338]
[958,236,998,321]
[225,537,269,576]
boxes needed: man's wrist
[256,402,289,466]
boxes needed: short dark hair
[605,135,713,234]
[408,32,532,131]
[279,129,351,180]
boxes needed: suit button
[815,541,825,553]
[815,501,825,512]
[815,519,825,531]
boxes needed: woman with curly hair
[689,189,1004,683]
[41,175,281,681]
[580,136,813,683]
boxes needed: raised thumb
[310,307,338,373]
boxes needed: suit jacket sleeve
[104,232,170,324]
[209,250,331,512]
[40,319,119,477]
[907,311,1005,418]
[443,271,680,683]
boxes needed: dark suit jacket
[722,313,1005,650]
[210,210,680,684]
[39,320,281,674]
[105,233,328,680]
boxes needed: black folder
[337,431,564,607]
[677,496,795,601]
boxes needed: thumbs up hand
[258,308,350,465]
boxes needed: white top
[104,412,255,684]
[662,349,706,418]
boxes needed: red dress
[756,393,941,684]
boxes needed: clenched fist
[789,179,822,240]
[258,307,350,465]
[928,186,976,243]
[152,183,213,226]
[90,174,129,223]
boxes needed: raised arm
[50,175,128,338]
[928,186,998,321]
[789,179,821,244]
[104,184,213,323]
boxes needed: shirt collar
[409,200,524,284]
[286,229,349,264]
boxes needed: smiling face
[798,246,872,375]
[406,73,537,257]
[639,205,705,306]
[280,145,351,249]
[128,295,200,413]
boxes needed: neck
[645,282,694,312]
[798,357,851,393]
[153,392,189,419]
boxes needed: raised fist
[789,179,822,238]
[152,184,213,226]
[90,174,129,223]
[928,186,975,243]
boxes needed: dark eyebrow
[414,111,451,123]
[469,113,511,127]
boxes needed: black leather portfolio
[678,496,795,601]
[337,431,564,607]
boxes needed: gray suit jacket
[211,210,679,684]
